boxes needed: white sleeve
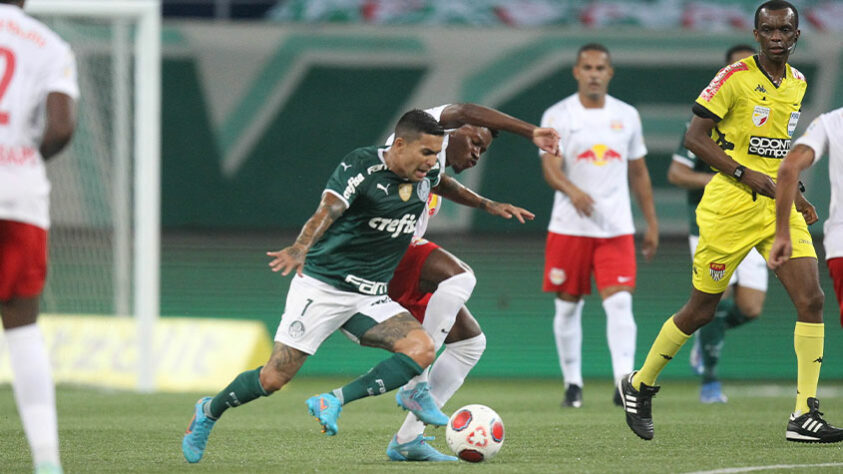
[424,104,450,123]
[793,115,828,165]
[628,108,647,160]
[538,108,563,158]
[42,41,79,99]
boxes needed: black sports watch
[732,165,746,181]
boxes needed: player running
[0,1,78,473]
[383,104,559,461]
[619,1,843,444]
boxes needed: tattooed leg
[331,313,434,405]
[260,342,309,393]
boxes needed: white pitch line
[687,462,843,473]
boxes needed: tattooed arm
[267,192,347,276]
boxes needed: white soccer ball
[445,404,505,462]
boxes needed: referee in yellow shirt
[618,0,843,443]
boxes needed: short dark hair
[725,44,755,63]
[576,43,611,64]
[754,1,798,29]
[394,109,445,142]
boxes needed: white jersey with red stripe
[793,107,843,260]
[540,94,647,238]
[385,104,450,240]
[0,4,79,229]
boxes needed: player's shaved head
[576,43,611,66]
[394,109,445,143]
[755,0,798,29]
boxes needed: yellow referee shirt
[693,55,807,179]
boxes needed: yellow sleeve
[694,62,748,121]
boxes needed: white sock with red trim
[5,323,61,468]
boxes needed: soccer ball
[445,404,504,462]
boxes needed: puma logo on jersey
[376,183,390,195]
[340,162,352,171]
[368,214,417,238]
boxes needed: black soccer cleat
[618,372,659,440]
[786,397,843,443]
[562,384,583,408]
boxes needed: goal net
[25,0,161,390]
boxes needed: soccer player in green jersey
[181,109,533,463]
[620,1,843,443]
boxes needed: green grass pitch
[3,378,843,472]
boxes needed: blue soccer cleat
[386,435,457,462]
[182,396,216,463]
[700,381,728,404]
[396,382,449,426]
[34,462,63,474]
[306,393,342,436]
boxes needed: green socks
[334,353,423,405]
[699,300,754,382]
[208,366,268,419]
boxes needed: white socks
[402,272,476,391]
[602,291,636,382]
[5,324,61,468]
[396,333,486,443]
[553,298,584,388]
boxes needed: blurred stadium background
[7,0,843,391]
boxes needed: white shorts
[689,234,768,292]
[274,273,409,355]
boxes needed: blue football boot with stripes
[306,393,342,436]
[786,398,843,443]
[396,382,449,426]
[386,435,457,462]
[182,396,216,463]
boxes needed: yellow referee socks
[794,321,824,415]
[633,316,691,390]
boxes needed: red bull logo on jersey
[576,144,622,166]
[709,262,726,281]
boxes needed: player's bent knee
[395,328,436,368]
[796,289,825,317]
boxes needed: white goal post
[26,0,161,392]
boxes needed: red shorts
[543,232,636,296]
[388,239,440,323]
[828,258,843,327]
[0,220,48,301]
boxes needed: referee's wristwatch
[732,164,746,181]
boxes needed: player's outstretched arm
[438,103,560,156]
[433,173,534,223]
[267,193,347,276]
[540,152,594,216]
[685,115,775,198]
[769,144,816,269]
[40,92,76,160]
[629,158,659,261]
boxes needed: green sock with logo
[699,302,728,383]
[208,366,268,419]
[333,353,423,405]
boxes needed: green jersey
[303,146,442,295]
[672,123,713,236]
